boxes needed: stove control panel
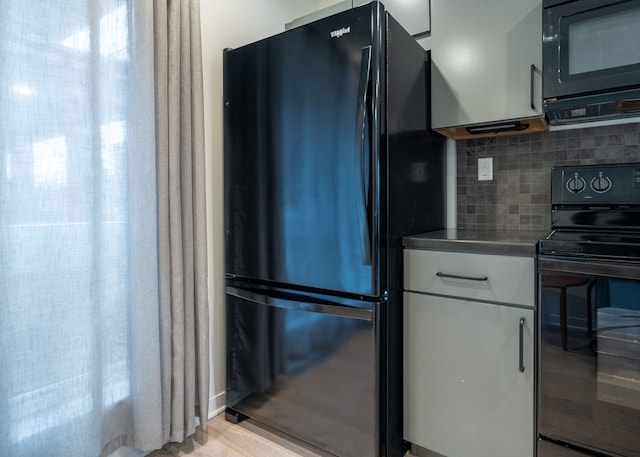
[552,163,640,205]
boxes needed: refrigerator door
[224,4,382,297]
[225,286,380,457]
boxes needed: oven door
[543,0,640,99]
[538,256,640,457]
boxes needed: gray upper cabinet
[364,0,430,36]
[294,1,430,36]
[430,0,546,140]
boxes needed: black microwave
[543,0,640,125]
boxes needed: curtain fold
[0,0,209,455]
[154,0,210,444]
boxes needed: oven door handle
[539,256,640,280]
[519,317,526,373]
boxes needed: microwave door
[543,0,640,100]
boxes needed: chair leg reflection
[543,275,595,351]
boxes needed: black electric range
[539,162,640,261]
[537,162,640,457]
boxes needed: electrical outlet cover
[478,157,493,181]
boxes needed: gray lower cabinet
[403,249,535,457]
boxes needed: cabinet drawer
[404,249,535,306]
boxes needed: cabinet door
[431,0,543,129]
[404,292,534,457]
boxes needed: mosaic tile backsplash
[456,122,640,232]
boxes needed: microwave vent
[544,88,640,126]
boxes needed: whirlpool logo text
[330,26,351,38]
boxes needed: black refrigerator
[223,3,445,457]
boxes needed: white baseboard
[208,391,226,420]
[108,447,145,457]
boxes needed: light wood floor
[149,413,416,457]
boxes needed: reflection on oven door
[539,273,640,457]
[597,307,640,410]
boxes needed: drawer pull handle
[519,317,526,373]
[436,272,488,282]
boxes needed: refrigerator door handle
[227,286,375,322]
[357,45,373,266]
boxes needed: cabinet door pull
[436,272,488,282]
[530,64,537,111]
[519,317,526,373]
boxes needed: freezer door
[225,287,379,457]
[224,4,382,296]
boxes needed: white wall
[199,0,317,417]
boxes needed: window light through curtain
[0,2,162,456]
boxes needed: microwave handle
[530,64,537,111]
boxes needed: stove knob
[591,172,612,193]
[566,173,586,193]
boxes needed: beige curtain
[154,0,210,443]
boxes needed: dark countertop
[403,228,548,256]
